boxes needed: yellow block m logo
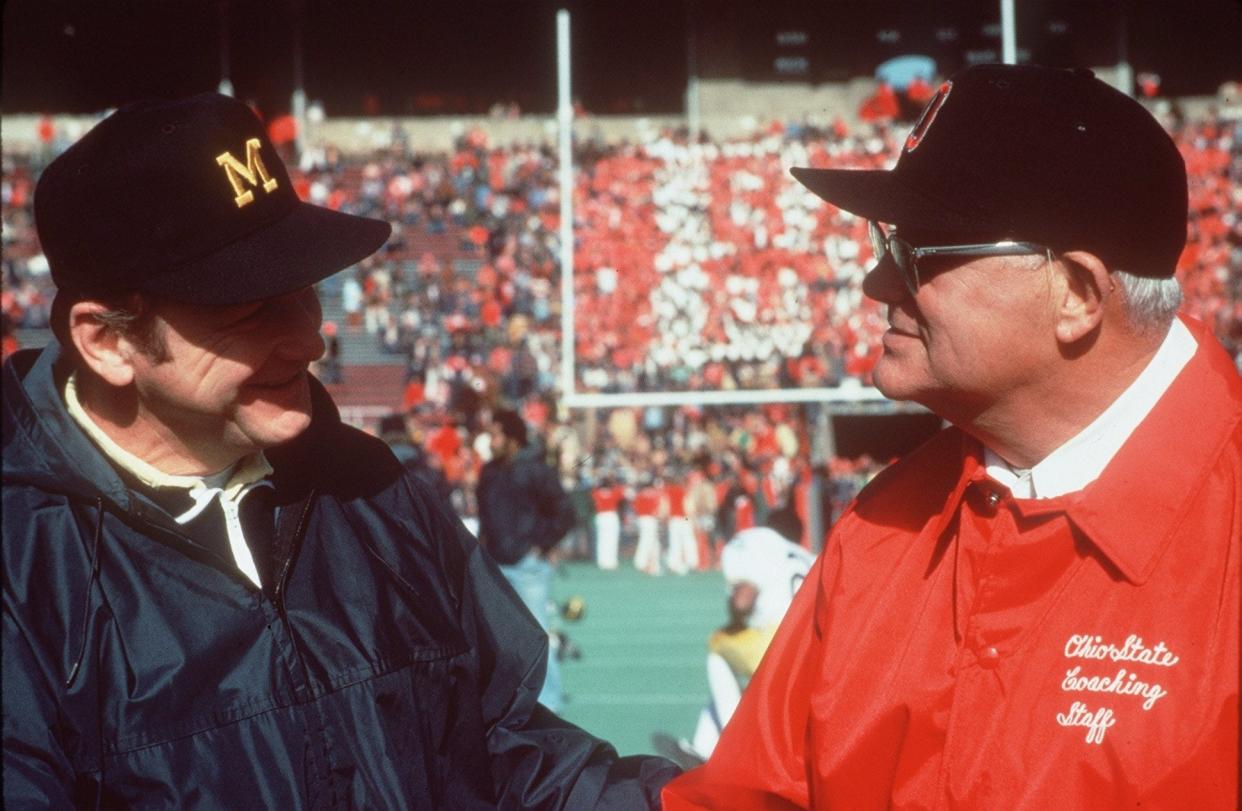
[215,138,278,208]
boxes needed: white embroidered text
[1061,665,1168,710]
[1056,701,1116,744]
[1063,634,1179,667]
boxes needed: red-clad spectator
[592,479,624,570]
[400,377,425,412]
[751,425,780,460]
[326,187,349,211]
[858,82,900,122]
[476,262,498,289]
[684,466,719,570]
[759,470,784,520]
[36,115,55,154]
[1,320,18,361]
[906,75,934,106]
[481,297,503,330]
[733,490,755,533]
[267,114,298,147]
[1138,72,1162,98]
[632,483,664,575]
[664,479,697,574]
[426,418,463,471]
[292,174,312,201]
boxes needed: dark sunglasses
[868,221,1054,297]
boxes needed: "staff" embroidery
[1056,702,1115,744]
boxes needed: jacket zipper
[272,490,317,687]
[269,490,340,805]
[273,490,315,612]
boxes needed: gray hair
[1114,270,1182,333]
[52,290,169,365]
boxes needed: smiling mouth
[886,324,921,339]
[249,369,305,389]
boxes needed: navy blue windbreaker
[2,344,678,809]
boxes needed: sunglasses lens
[868,221,887,261]
[890,237,918,294]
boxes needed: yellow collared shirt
[64,372,273,587]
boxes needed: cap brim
[142,202,391,305]
[789,166,980,234]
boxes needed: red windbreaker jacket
[665,317,1241,809]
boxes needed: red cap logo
[904,80,953,153]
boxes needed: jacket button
[978,646,1001,669]
[986,491,1000,507]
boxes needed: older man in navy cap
[665,65,1239,809]
[2,94,677,809]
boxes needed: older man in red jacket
[665,64,1240,810]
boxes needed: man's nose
[861,254,909,304]
[273,288,326,360]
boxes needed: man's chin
[872,372,952,421]
[238,408,313,450]
[871,363,914,403]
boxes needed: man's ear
[68,301,137,387]
[1052,250,1113,345]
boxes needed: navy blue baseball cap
[791,64,1188,278]
[35,93,391,305]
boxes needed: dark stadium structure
[4,0,1242,116]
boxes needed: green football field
[553,561,726,757]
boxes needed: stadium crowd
[384,398,889,568]
[4,96,1239,563]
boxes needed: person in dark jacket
[379,411,454,507]
[476,408,576,713]
[2,93,677,809]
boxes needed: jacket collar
[2,342,135,511]
[264,376,343,499]
[984,318,1197,498]
[4,340,339,513]
[930,318,1240,586]
[1051,317,1242,584]
[921,434,988,548]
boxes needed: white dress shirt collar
[984,318,1197,499]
